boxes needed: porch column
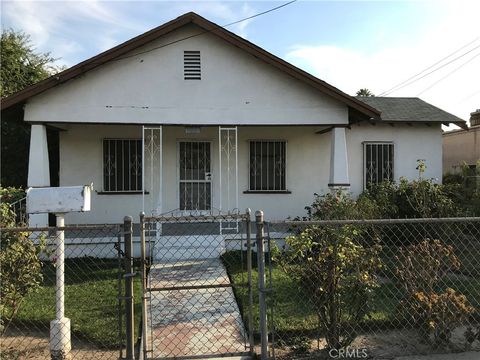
[328,127,350,191]
[28,124,50,226]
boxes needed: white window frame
[363,141,394,190]
[103,138,142,192]
[248,140,288,192]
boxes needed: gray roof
[354,97,466,127]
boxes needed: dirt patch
[1,328,120,360]
[273,326,480,359]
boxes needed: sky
[1,0,479,125]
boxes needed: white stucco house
[2,12,466,227]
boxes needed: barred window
[364,142,394,189]
[103,139,142,192]
[249,141,286,191]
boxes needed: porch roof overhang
[1,12,380,122]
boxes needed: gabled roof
[355,96,467,129]
[0,12,380,119]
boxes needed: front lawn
[13,257,142,349]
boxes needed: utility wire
[380,43,480,96]
[378,37,480,96]
[416,52,480,96]
[458,89,480,104]
[111,0,297,62]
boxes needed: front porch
[27,124,350,226]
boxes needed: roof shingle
[355,96,466,127]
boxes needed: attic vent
[184,51,201,80]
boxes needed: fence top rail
[144,212,250,223]
[266,217,480,226]
[1,224,122,232]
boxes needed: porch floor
[146,258,248,358]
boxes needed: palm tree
[356,88,375,97]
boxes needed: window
[364,142,394,189]
[103,139,142,192]
[249,141,286,191]
[184,50,201,80]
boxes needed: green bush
[0,186,26,205]
[360,178,460,218]
[306,190,380,220]
[443,162,480,216]
[0,187,44,334]
[279,192,382,350]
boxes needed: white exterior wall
[60,124,331,223]
[60,125,143,224]
[60,123,442,224]
[24,24,347,126]
[346,122,443,195]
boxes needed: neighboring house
[1,12,466,226]
[443,109,480,174]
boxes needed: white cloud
[1,0,258,66]
[284,1,480,122]
[1,0,146,66]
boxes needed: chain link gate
[139,211,254,359]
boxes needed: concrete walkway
[146,258,249,358]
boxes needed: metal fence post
[140,212,148,360]
[246,209,254,356]
[256,210,268,360]
[124,216,135,360]
[50,213,71,360]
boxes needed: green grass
[222,250,480,341]
[14,258,142,349]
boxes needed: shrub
[306,190,380,220]
[395,239,474,346]
[358,181,398,219]
[0,186,26,205]
[396,178,459,218]
[411,289,474,346]
[279,192,382,350]
[443,162,480,216]
[395,238,460,295]
[0,187,44,334]
[360,178,460,218]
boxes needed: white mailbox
[26,185,92,360]
[27,185,91,214]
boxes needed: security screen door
[179,141,212,211]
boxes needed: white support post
[50,213,71,360]
[328,127,350,191]
[219,127,239,233]
[28,124,50,226]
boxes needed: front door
[179,141,212,211]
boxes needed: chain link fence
[142,211,254,359]
[2,216,480,359]
[0,224,135,360]
[250,218,480,359]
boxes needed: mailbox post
[27,186,91,360]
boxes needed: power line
[223,0,297,28]
[378,37,480,96]
[112,1,297,62]
[380,43,480,96]
[458,89,480,104]
[416,52,480,96]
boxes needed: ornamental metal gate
[139,211,254,359]
[179,141,212,211]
